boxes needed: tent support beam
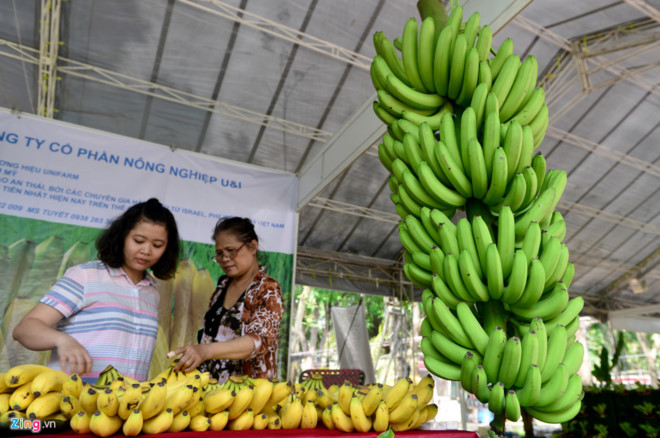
[37,0,61,118]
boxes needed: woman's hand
[56,336,93,375]
[168,344,208,373]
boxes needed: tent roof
[1,0,660,317]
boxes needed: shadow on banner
[331,303,376,384]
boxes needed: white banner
[0,109,298,253]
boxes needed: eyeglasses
[211,242,246,263]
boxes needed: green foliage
[594,424,609,438]
[592,331,625,387]
[640,423,660,438]
[634,401,656,416]
[620,422,638,438]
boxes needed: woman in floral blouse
[169,217,283,382]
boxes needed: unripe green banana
[482,326,507,384]
[514,329,540,388]
[471,365,490,404]
[485,243,504,300]
[460,351,479,392]
[455,302,489,355]
[488,382,505,415]
[541,324,568,383]
[490,38,514,79]
[515,363,541,407]
[497,336,522,389]
[504,389,521,422]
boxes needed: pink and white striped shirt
[40,260,160,381]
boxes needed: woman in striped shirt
[13,198,180,381]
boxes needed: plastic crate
[299,368,365,389]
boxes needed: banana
[447,33,468,100]
[541,324,568,383]
[460,351,478,392]
[359,383,383,417]
[520,221,542,262]
[60,374,83,399]
[374,32,410,87]
[89,410,123,437]
[482,326,507,384]
[497,205,515,279]
[511,86,546,127]
[505,389,521,422]
[208,410,230,431]
[420,207,443,248]
[437,140,472,199]
[482,243,503,300]
[399,221,424,254]
[122,409,144,436]
[249,412,267,430]
[539,235,562,283]
[514,187,557,237]
[140,379,167,420]
[403,132,424,171]
[300,397,318,429]
[373,100,397,125]
[4,364,50,388]
[463,11,481,49]
[475,24,492,62]
[29,369,68,397]
[385,74,444,111]
[514,329,540,389]
[510,282,569,321]
[481,107,500,177]
[432,24,454,96]
[457,217,483,279]
[383,377,412,411]
[458,106,477,178]
[423,340,462,381]
[9,381,34,411]
[532,373,582,414]
[390,408,421,432]
[438,110,464,174]
[514,257,546,308]
[26,391,63,419]
[417,16,436,92]
[402,102,454,130]
[545,296,584,335]
[59,394,81,419]
[388,392,418,423]
[500,55,538,122]
[70,410,91,434]
[432,297,474,348]
[96,387,119,417]
[248,378,274,415]
[330,401,354,433]
[490,38,514,80]
[227,407,252,431]
[517,127,536,178]
[471,365,490,404]
[468,138,489,200]
[414,375,435,403]
[417,161,467,208]
[470,82,489,128]
[432,270,462,307]
[530,317,548,375]
[443,252,476,303]
[402,17,427,93]
[502,122,524,185]
[410,252,432,277]
[402,168,451,210]
[228,383,254,420]
[501,250,528,305]
[406,215,437,253]
[544,244,570,292]
[535,362,569,408]
[455,302,489,355]
[562,341,585,376]
[378,142,394,172]
[189,411,213,432]
[405,262,433,288]
[203,387,233,415]
[488,381,505,415]
[497,336,522,389]
[525,400,582,424]
[347,395,370,432]
[141,407,174,434]
[516,364,541,407]
[458,250,490,302]
[478,60,493,92]
[337,381,354,416]
[471,215,494,271]
[529,103,549,146]
[456,47,480,107]
[119,383,143,419]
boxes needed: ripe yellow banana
[141,407,174,434]
[122,408,144,436]
[140,379,167,420]
[89,409,123,438]
[62,374,84,398]
[118,383,143,419]
[26,391,63,419]
[30,369,68,396]
[300,399,318,429]
[69,410,91,434]
[331,401,354,433]
[4,364,50,388]
[59,395,81,419]
[96,387,119,417]
[9,381,35,411]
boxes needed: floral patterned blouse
[197,265,282,383]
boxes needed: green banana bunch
[370,1,585,430]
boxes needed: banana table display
[371,3,585,431]
[0,363,440,434]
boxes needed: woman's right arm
[13,303,93,375]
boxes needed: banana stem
[416,0,448,32]
[489,412,506,437]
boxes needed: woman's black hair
[96,198,180,280]
[212,216,259,244]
